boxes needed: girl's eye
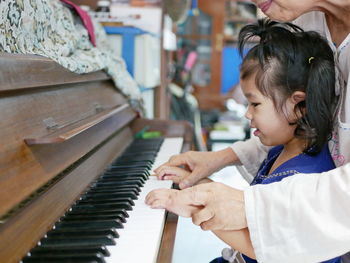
[251,102,260,107]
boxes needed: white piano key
[105,137,183,263]
[151,137,184,171]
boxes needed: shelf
[177,34,211,40]
[24,104,133,145]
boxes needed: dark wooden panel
[0,81,135,216]
[24,104,131,144]
[0,127,134,263]
[0,53,109,92]
[157,212,178,263]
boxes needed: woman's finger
[163,175,181,184]
[192,207,214,227]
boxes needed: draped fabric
[0,0,141,101]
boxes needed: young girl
[146,19,340,262]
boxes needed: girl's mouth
[253,129,261,137]
[258,0,272,13]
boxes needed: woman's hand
[154,148,239,189]
[145,182,247,231]
[190,182,247,231]
[145,188,202,217]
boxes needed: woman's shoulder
[293,11,325,32]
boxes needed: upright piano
[0,53,192,263]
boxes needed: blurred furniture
[176,0,257,110]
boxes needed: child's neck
[268,138,307,175]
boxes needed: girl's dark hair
[239,18,337,154]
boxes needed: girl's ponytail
[298,45,337,153]
[238,18,302,60]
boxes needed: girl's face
[251,0,317,21]
[241,75,297,146]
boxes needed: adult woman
[148,1,350,262]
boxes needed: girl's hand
[155,165,191,184]
[154,148,238,189]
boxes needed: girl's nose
[245,107,252,120]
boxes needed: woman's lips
[258,0,272,13]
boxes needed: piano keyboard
[23,137,183,263]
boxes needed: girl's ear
[290,91,306,105]
[285,91,306,122]
[290,91,306,120]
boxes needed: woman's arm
[213,228,256,259]
[245,163,350,263]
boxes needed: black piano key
[89,185,141,193]
[101,174,148,182]
[115,153,157,162]
[128,142,160,147]
[83,192,138,200]
[48,228,119,239]
[30,246,110,257]
[55,219,124,229]
[98,177,146,185]
[102,172,148,179]
[95,176,145,182]
[71,202,133,211]
[133,137,163,142]
[23,254,106,263]
[77,197,135,206]
[106,168,150,175]
[67,209,129,218]
[115,156,155,162]
[100,175,147,182]
[123,145,158,150]
[70,204,131,214]
[99,171,149,180]
[97,179,145,187]
[63,213,126,223]
[109,164,152,170]
[95,180,143,188]
[120,149,157,154]
[112,160,154,167]
[40,235,115,246]
[88,187,140,196]
[104,170,149,176]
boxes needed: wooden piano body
[0,53,192,263]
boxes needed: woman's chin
[263,8,300,22]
